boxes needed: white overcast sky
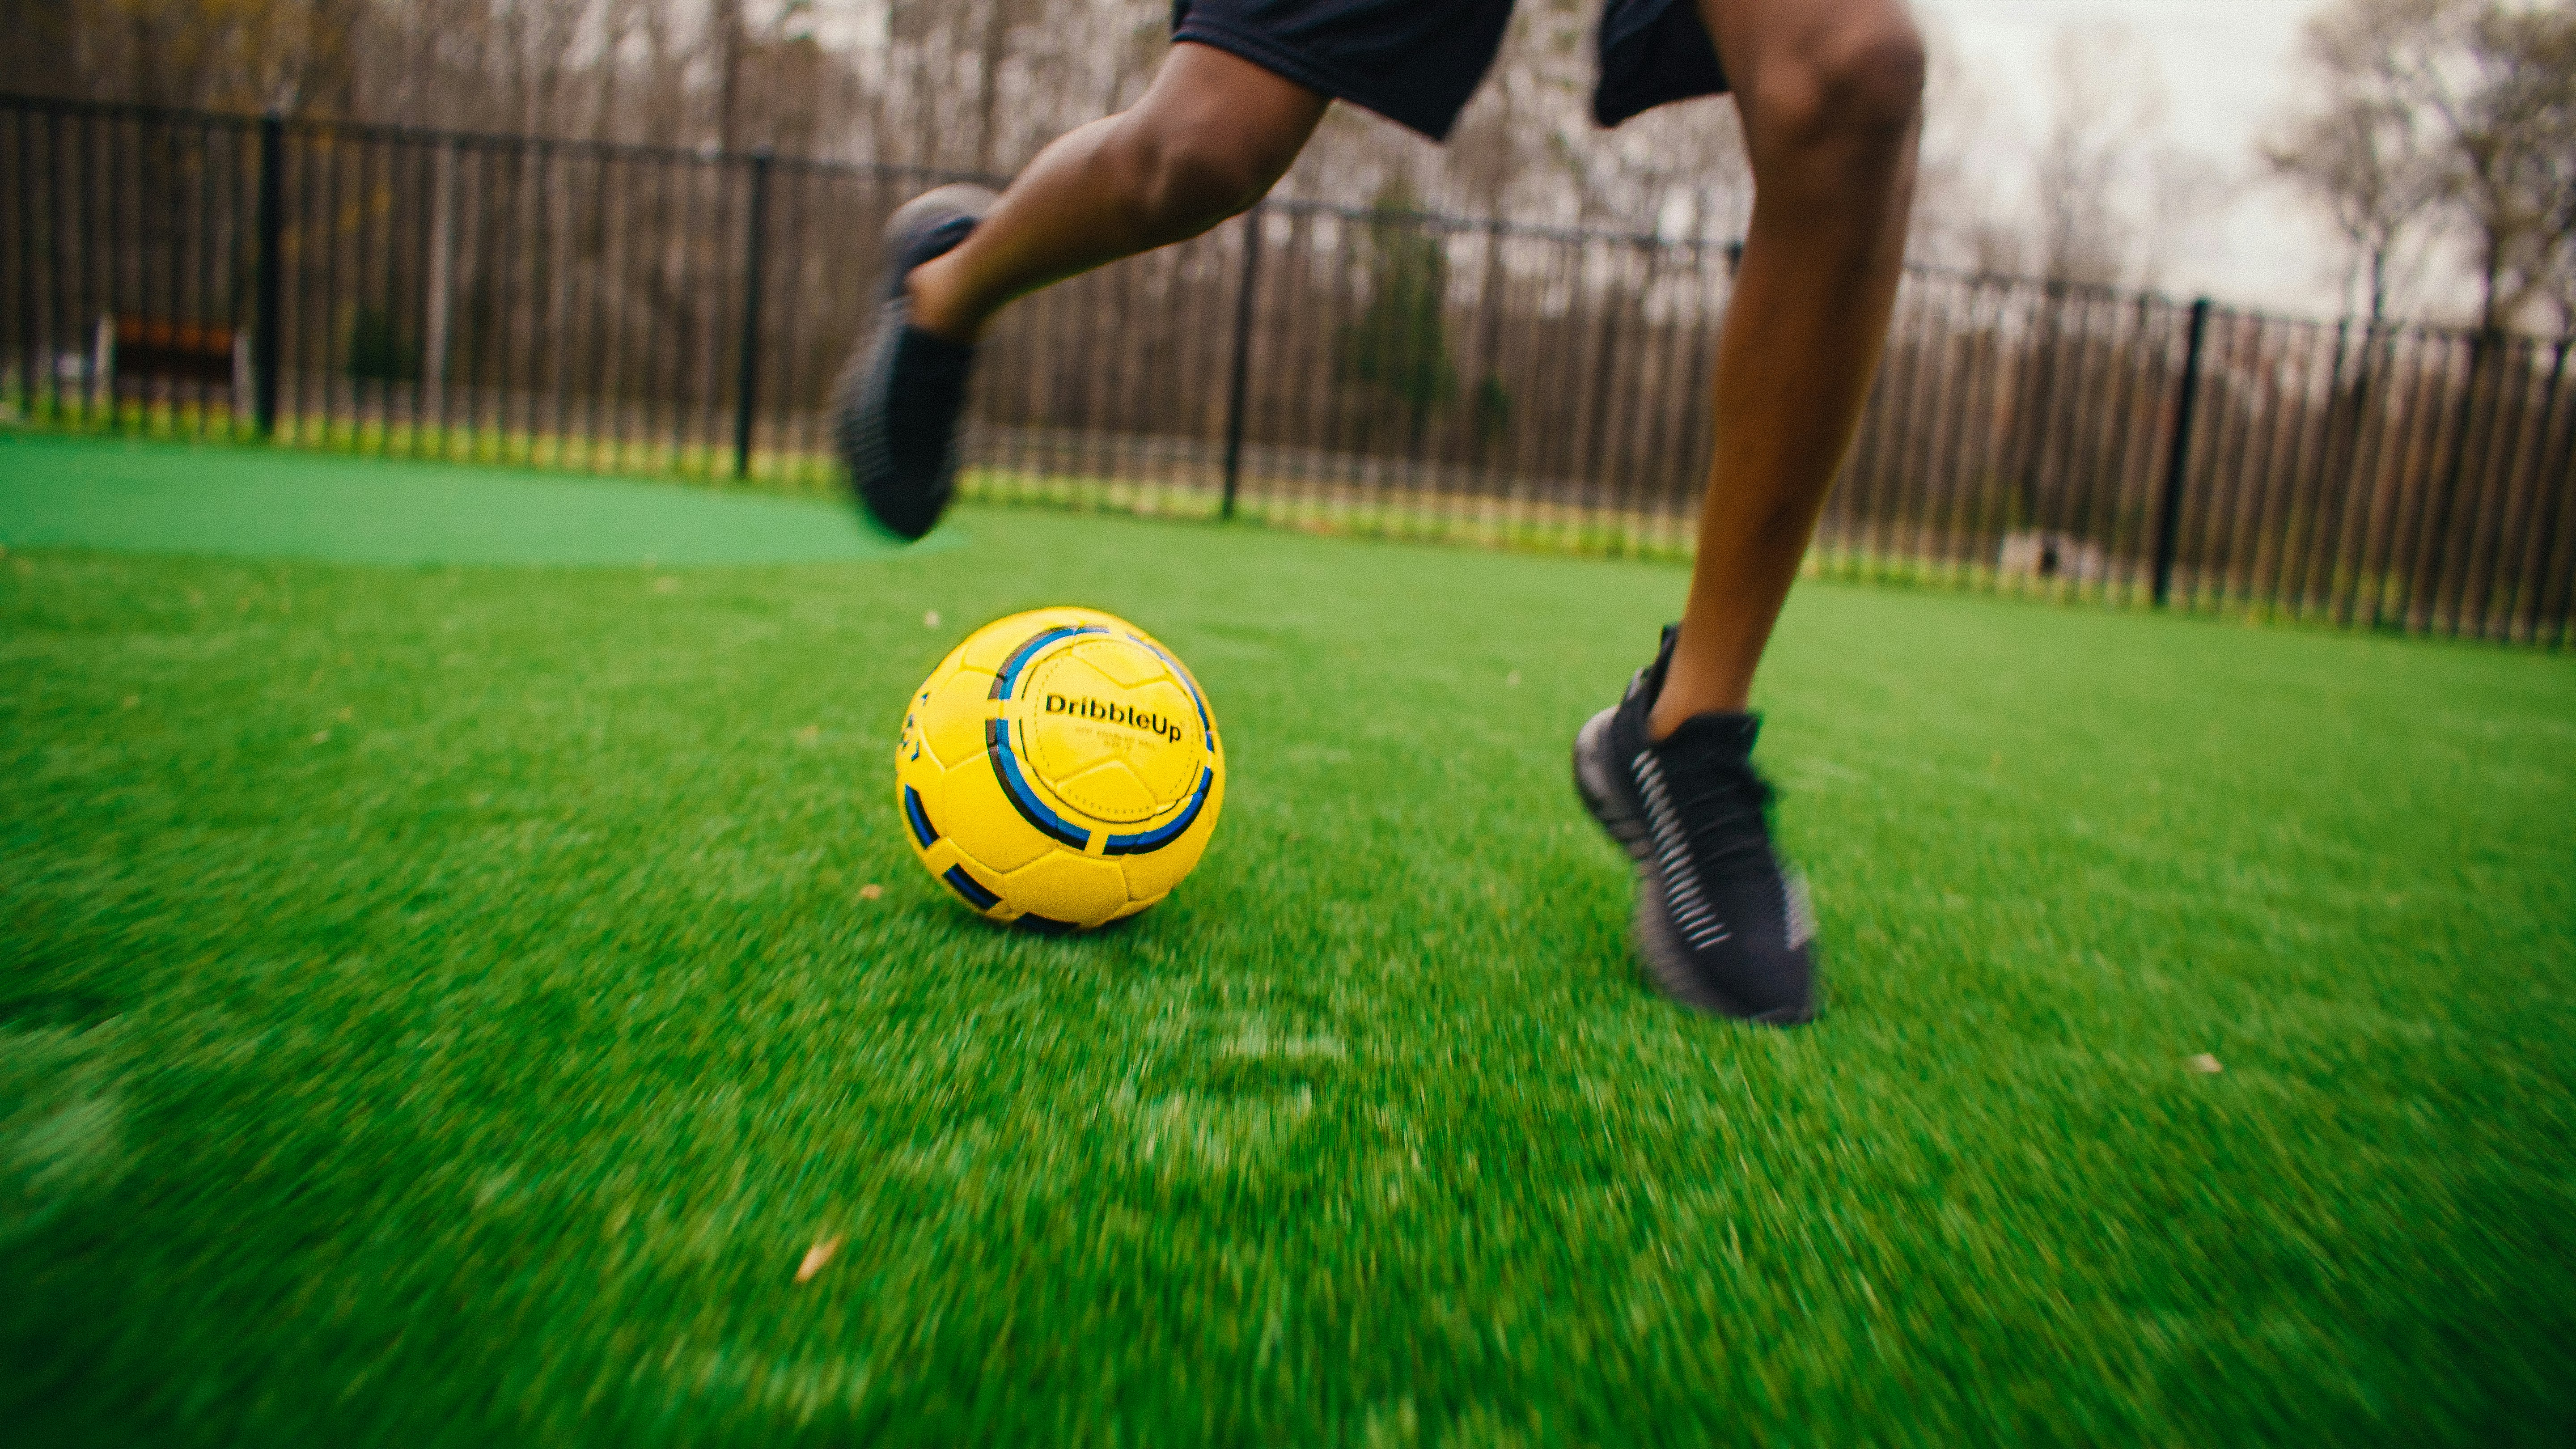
[1915,0,2347,313]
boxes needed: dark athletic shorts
[1171,0,1729,141]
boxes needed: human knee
[1742,8,1926,158]
[1105,117,1283,240]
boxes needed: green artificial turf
[0,432,951,565]
[3,448,2573,1445]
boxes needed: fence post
[422,138,456,410]
[2151,297,2212,608]
[733,148,774,482]
[252,112,286,440]
[1220,203,1263,521]
[2411,326,2493,634]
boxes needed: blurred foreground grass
[2,464,2572,1444]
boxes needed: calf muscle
[907,44,1324,341]
[1651,0,1924,734]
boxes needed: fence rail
[4,93,2570,645]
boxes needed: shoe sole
[833,303,936,538]
[1572,707,1816,1026]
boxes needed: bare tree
[2029,27,2169,288]
[2277,0,2576,332]
[709,0,747,151]
[2452,2,2576,332]
[970,0,1017,174]
[2266,104,2444,322]
[1909,19,2029,276]
[1899,24,2207,290]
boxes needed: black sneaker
[1572,626,1820,1025]
[832,184,997,541]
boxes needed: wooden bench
[97,316,246,403]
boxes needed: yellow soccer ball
[895,606,1226,930]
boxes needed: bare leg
[907,43,1328,343]
[1649,0,1924,737]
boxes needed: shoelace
[885,215,980,302]
[1657,749,1777,877]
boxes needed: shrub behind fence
[4,95,2570,644]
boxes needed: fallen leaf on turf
[311,729,331,744]
[923,610,941,628]
[796,724,822,747]
[795,1236,842,1282]
[2188,1053,2223,1074]
[1505,671,1521,688]
[859,883,883,901]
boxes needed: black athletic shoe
[832,184,996,541]
[1572,626,1821,1025]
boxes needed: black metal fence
[4,94,2571,645]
